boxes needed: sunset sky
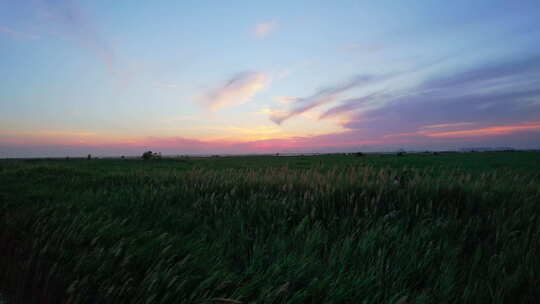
[1,0,540,157]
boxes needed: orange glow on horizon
[421,122,540,138]
[2,121,539,154]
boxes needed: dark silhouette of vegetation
[142,151,152,160]
[141,151,161,160]
[1,152,540,303]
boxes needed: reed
[1,153,539,303]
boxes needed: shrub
[142,151,152,160]
[142,151,162,160]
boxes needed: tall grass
[1,158,539,303]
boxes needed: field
[1,152,539,303]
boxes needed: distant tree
[354,152,364,157]
[142,151,154,160]
[142,151,162,160]
[87,154,92,160]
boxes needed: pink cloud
[253,21,277,39]
[197,72,269,111]
[420,122,540,138]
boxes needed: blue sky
[1,0,540,156]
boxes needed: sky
[1,0,540,157]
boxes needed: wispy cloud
[421,122,476,129]
[420,122,540,138]
[253,20,277,39]
[42,0,119,74]
[0,25,40,40]
[273,96,299,104]
[420,55,540,92]
[270,74,384,124]
[318,92,384,120]
[320,54,540,145]
[198,72,269,111]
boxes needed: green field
[1,152,539,303]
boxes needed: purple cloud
[331,54,540,141]
[421,55,540,91]
[270,74,385,124]
[318,92,386,120]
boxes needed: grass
[1,151,539,303]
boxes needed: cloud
[273,96,299,104]
[270,74,384,124]
[253,21,277,39]
[420,122,477,129]
[318,92,385,120]
[41,0,119,74]
[0,25,40,40]
[3,120,540,158]
[339,87,540,142]
[247,53,538,151]
[198,72,269,111]
[420,55,540,92]
[313,54,540,145]
[419,122,540,138]
[268,57,447,125]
